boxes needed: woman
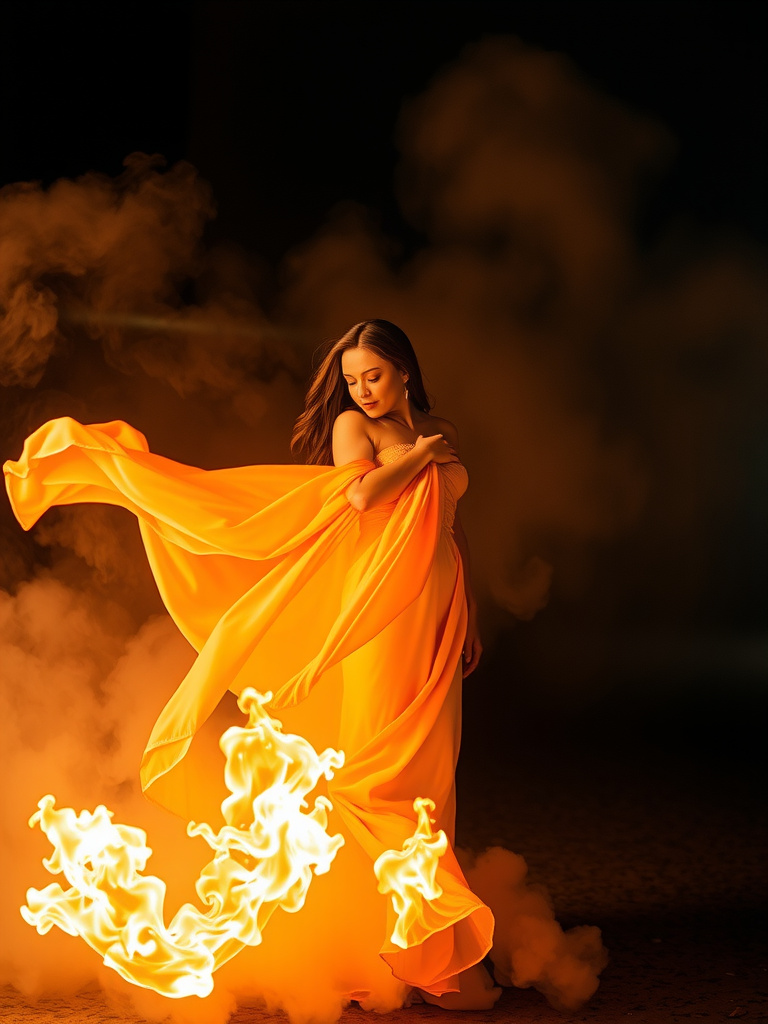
[292,320,499,1008]
[293,318,482,679]
[4,319,500,1012]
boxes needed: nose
[357,380,370,399]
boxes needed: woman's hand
[414,433,459,465]
[462,606,483,678]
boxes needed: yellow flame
[373,797,448,949]
[21,688,344,998]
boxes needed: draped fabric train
[3,418,494,999]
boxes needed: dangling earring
[404,382,409,401]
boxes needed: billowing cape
[4,416,493,997]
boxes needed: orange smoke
[279,36,765,630]
[0,154,212,389]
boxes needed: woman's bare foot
[418,962,502,1010]
[402,987,424,1007]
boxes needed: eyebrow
[342,366,381,378]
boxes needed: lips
[362,401,378,409]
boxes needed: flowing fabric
[4,417,493,998]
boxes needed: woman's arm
[453,511,483,677]
[333,411,457,511]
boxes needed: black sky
[2,1,766,263]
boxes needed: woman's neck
[383,401,416,432]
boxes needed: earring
[404,382,409,401]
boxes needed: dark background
[1,0,766,769]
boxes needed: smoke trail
[0,153,211,388]
[0,152,305,473]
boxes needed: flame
[373,797,448,949]
[21,688,344,998]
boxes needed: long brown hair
[291,319,432,465]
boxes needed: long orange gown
[3,417,494,1002]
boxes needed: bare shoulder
[333,408,370,440]
[428,414,460,449]
[332,408,375,464]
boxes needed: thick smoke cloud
[279,38,765,627]
[0,153,212,389]
[1,33,764,1023]
[0,153,303,477]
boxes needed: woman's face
[341,346,408,418]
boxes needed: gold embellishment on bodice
[374,443,417,467]
[374,443,467,531]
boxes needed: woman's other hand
[462,606,483,678]
[414,433,459,464]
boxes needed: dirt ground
[2,707,766,1024]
